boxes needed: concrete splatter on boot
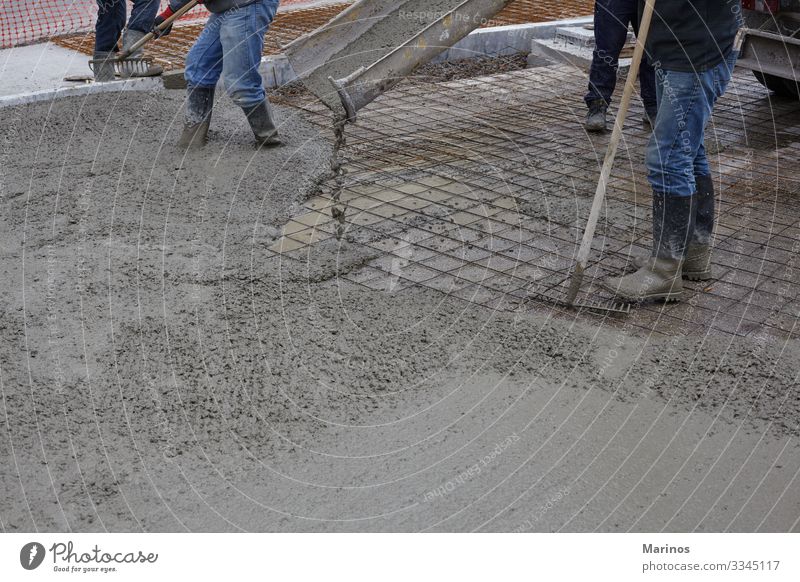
[119,29,163,78]
[585,99,608,133]
[603,192,694,303]
[242,100,281,147]
[178,86,215,149]
[630,175,714,280]
[683,174,715,280]
[92,51,116,83]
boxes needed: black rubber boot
[684,173,715,280]
[242,100,281,147]
[603,192,694,302]
[179,85,215,149]
[585,99,608,133]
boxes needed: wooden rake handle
[565,0,657,305]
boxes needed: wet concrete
[1,89,799,532]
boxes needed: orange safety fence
[0,0,316,48]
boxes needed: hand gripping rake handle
[565,0,656,305]
[117,0,201,60]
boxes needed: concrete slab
[0,42,94,97]
[0,42,162,107]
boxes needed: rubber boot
[603,192,694,303]
[585,99,608,133]
[683,174,714,280]
[179,86,215,149]
[92,51,117,83]
[630,175,714,280]
[242,100,281,147]
[119,29,163,78]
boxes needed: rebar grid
[52,0,593,70]
[272,61,800,339]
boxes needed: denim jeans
[584,0,657,113]
[184,0,279,109]
[646,51,738,197]
[95,0,160,52]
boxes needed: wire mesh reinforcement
[270,58,800,340]
[1,0,314,48]
[50,0,594,70]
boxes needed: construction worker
[155,0,282,148]
[585,0,657,132]
[602,0,741,303]
[93,0,163,81]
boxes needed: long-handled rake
[89,0,200,77]
[529,0,656,316]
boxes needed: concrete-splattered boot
[630,175,714,280]
[119,29,163,78]
[242,100,281,147]
[603,192,694,303]
[178,85,215,149]
[585,99,608,132]
[683,174,714,280]
[92,51,117,83]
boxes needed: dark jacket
[642,0,741,72]
[171,0,261,15]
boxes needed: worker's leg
[93,0,126,81]
[602,65,707,301]
[179,13,225,148]
[95,0,126,53]
[685,50,738,278]
[219,0,282,146]
[126,0,160,33]
[585,0,631,113]
[218,0,278,108]
[627,3,658,124]
[120,0,163,77]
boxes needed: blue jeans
[646,51,738,197]
[585,0,657,113]
[95,0,160,52]
[184,0,279,109]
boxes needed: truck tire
[754,71,800,99]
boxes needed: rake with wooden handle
[532,0,656,315]
[89,0,200,76]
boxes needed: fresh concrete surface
[1,80,799,533]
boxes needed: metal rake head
[89,56,155,77]
[528,288,631,315]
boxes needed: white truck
[739,0,800,97]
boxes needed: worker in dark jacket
[94,0,163,81]
[585,0,658,132]
[156,0,281,148]
[602,0,741,302]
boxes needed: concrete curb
[0,77,163,108]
